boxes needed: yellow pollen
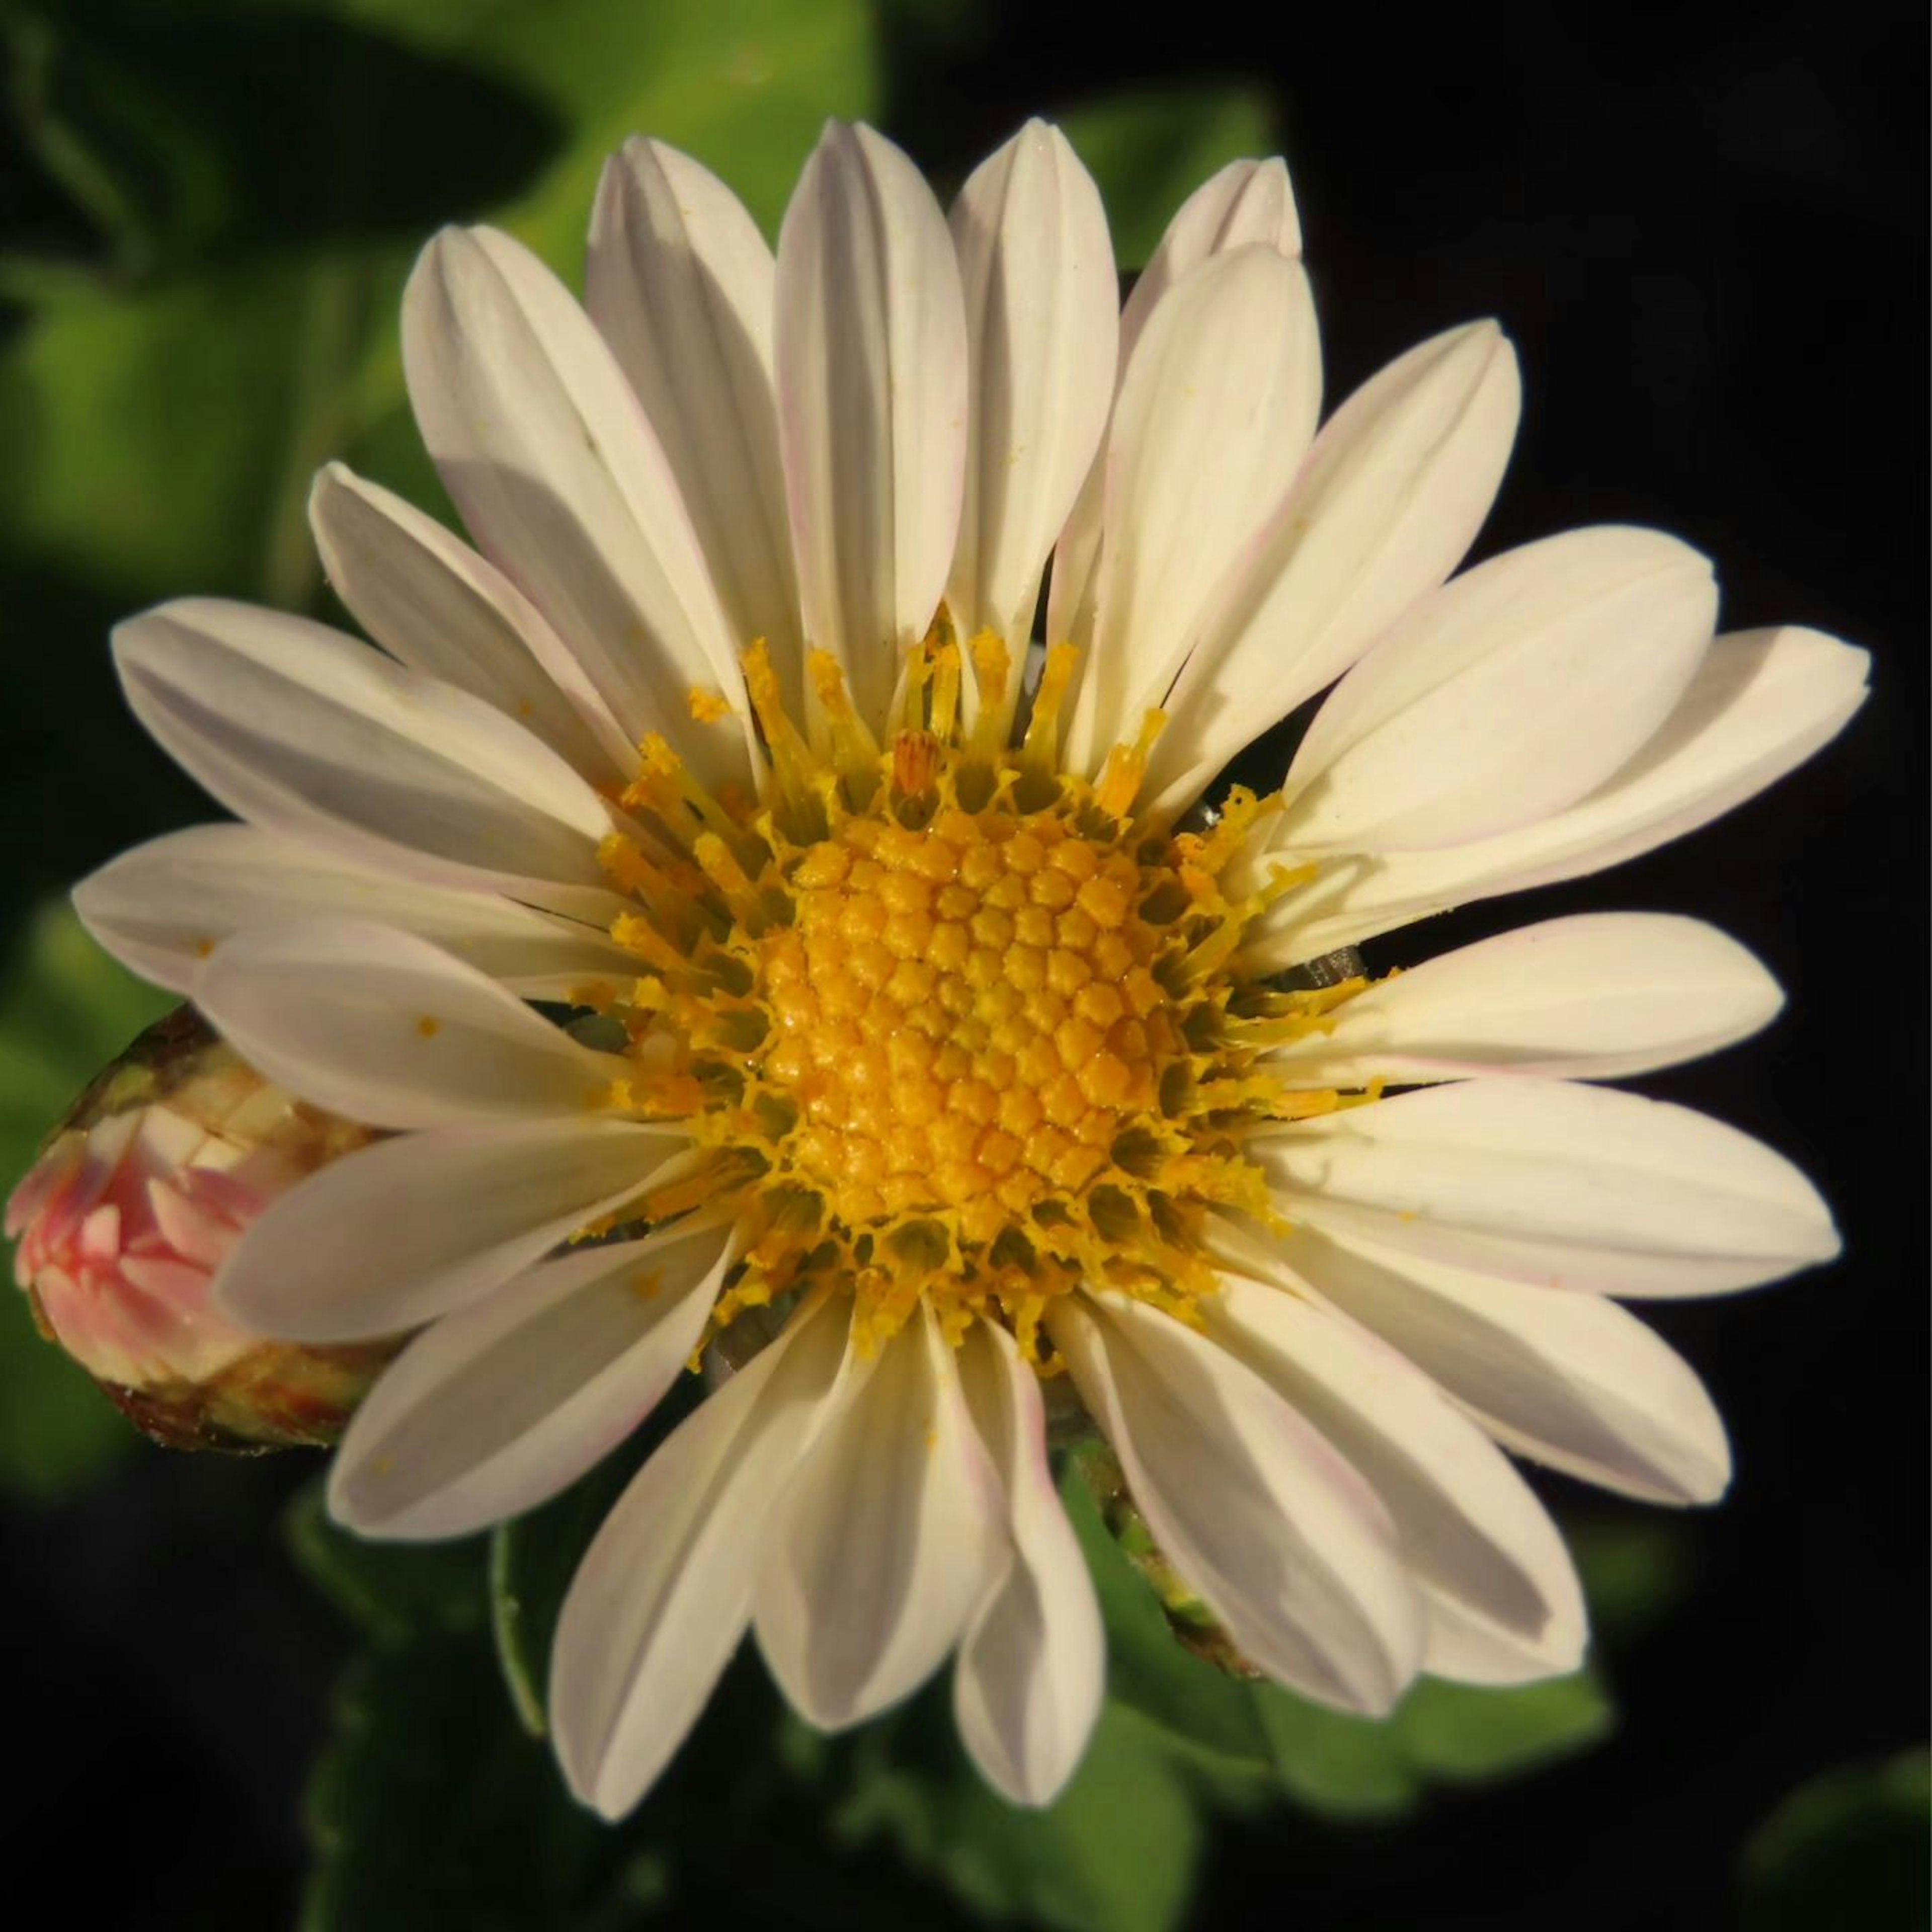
[585,641,1388,1370]
[752,807,1172,1234]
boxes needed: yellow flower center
[756,811,1169,1237]
[586,633,1374,1366]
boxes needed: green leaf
[0,905,178,1504]
[301,1636,613,1932]
[1,0,878,615]
[1255,1666,1613,1821]
[1060,1459,1273,1774]
[488,1370,705,1734]
[1394,1671,1614,1783]
[1741,1749,1931,1932]
[439,0,878,255]
[1569,1516,1696,1641]
[0,902,177,1153]
[1252,1683,1424,1820]
[1059,84,1278,270]
[488,1450,633,1738]
[815,1692,1210,1932]
[284,1480,487,1646]
[1062,1451,1615,1821]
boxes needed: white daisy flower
[76,118,1865,1815]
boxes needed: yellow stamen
[1094,708,1168,822]
[1021,643,1079,772]
[562,634,1389,1370]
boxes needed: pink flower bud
[7,1007,393,1451]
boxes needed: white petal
[113,598,622,922]
[946,119,1117,684]
[194,920,632,1130]
[1241,1220,1731,1505]
[402,225,754,788]
[1254,1078,1839,1297]
[952,1322,1105,1806]
[587,139,800,671]
[308,461,634,784]
[1147,320,1521,814]
[1251,624,1870,962]
[329,1218,736,1539]
[1129,157,1304,320]
[214,1117,687,1341]
[1048,157,1302,656]
[1278,527,1717,851]
[1049,1289,1423,1713]
[551,1290,851,1818]
[1064,247,1322,773]
[775,121,967,729]
[75,825,641,1002]
[1267,913,1783,1085]
[755,1302,1003,1729]
[1202,1272,1585,1685]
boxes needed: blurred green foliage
[1741,1750,1931,1932]
[1,0,878,613]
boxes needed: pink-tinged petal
[75,825,641,1003]
[755,1301,1003,1729]
[587,139,800,675]
[1064,247,1322,774]
[550,1290,851,1819]
[194,921,632,1131]
[402,225,754,789]
[9,1115,259,1390]
[1253,1078,1838,1298]
[146,1175,242,1271]
[952,1321,1104,1806]
[214,1118,689,1342]
[775,121,968,730]
[1049,1289,1423,1713]
[1266,914,1783,1086]
[112,599,623,924]
[1278,527,1717,851]
[309,461,634,785]
[947,119,1117,706]
[1242,1221,1731,1505]
[1147,321,1521,813]
[1049,156,1302,656]
[1202,1273,1585,1686]
[329,1217,736,1540]
[1251,624,1870,962]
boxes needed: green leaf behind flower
[300,1634,620,1932]
[798,1695,1217,1932]
[0,0,877,618]
[1061,1462,1616,1822]
[1741,1748,1931,1932]
[487,1369,703,1736]
[1058,84,1278,269]
[283,1478,486,1646]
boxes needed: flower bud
[7,1006,392,1451]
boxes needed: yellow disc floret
[589,636,1378,1367]
[756,811,1170,1236]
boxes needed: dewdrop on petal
[6,1007,391,1451]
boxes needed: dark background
[3,3,1924,1928]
